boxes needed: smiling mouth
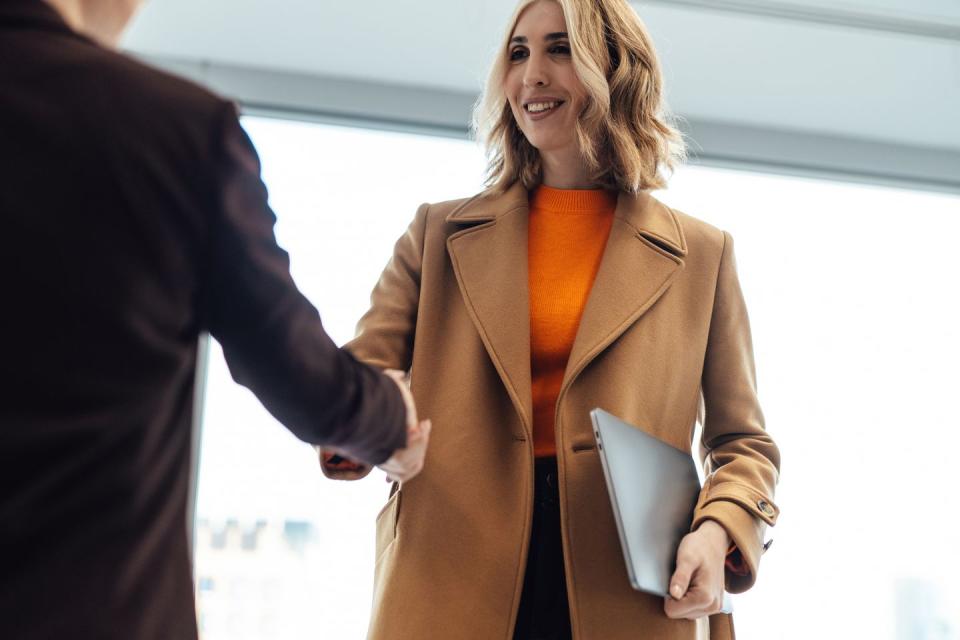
[524,100,565,114]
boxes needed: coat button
[757,500,774,516]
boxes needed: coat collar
[445,181,687,441]
[446,181,687,258]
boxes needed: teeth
[526,101,559,113]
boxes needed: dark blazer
[0,2,406,638]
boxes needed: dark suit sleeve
[200,102,406,465]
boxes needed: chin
[526,135,574,156]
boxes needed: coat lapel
[445,185,688,433]
[562,191,687,391]
[446,183,533,434]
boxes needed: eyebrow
[509,32,569,44]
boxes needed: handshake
[322,369,432,484]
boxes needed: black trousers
[513,457,573,640]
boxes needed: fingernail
[671,584,682,597]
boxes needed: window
[193,115,960,639]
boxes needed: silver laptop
[591,408,732,613]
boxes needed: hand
[376,370,432,483]
[664,520,730,619]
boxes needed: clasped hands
[376,369,431,484]
[664,519,731,620]
[322,369,430,483]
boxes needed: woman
[320,0,780,638]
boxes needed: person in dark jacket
[0,1,431,638]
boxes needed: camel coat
[322,183,781,639]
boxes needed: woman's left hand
[663,520,730,619]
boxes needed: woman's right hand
[376,370,432,483]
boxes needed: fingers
[664,536,725,620]
[377,418,431,483]
[665,566,721,619]
[404,419,431,481]
[377,370,432,483]
[669,557,695,601]
[664,588,723,620]
[385,369,419,431]
[409,415,431,436]
[406,420,421,440]
[383,368,406,382]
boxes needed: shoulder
[77,38,226,114]
[95,48,232,135]
[81,48,247,196]
[419,192,491,221]
[405,193,492,237]
[24,33,235,159]
[2,20,232,129]
[650,196,729,263]
[418,184,529,228]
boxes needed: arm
[319,203,429,479]
[692,231,780,594]
[666,231,780,619]
[201,102,406,466]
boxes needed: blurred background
[121,1,960,638]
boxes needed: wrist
[696,519,732,551]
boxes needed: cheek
[502,79,524,121]
[502,73,519,102]
[505,98,521,127]
[561,69,588,118]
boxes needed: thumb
[669,558,695,600]
[384,368,405,382]
[408,420,430,445]
[407,420,422,439]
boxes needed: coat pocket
[374,483,401,563]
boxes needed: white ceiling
[124,0,960,152]
[741,0,960,21]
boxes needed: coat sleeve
[202,102,406,466]
[318,203,429,479]
[691,231,781,593]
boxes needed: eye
[509,47,529,62]
[549,43,571,56]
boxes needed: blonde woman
[320,0,780,638]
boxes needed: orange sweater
[528,186,616,458]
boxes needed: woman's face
[503,0,587,157]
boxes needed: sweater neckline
[530,186,617,214]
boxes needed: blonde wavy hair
[473,0,686,194]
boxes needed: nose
[522,53,549,88]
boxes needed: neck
[44,0,135,48]
[539,147,595,190]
